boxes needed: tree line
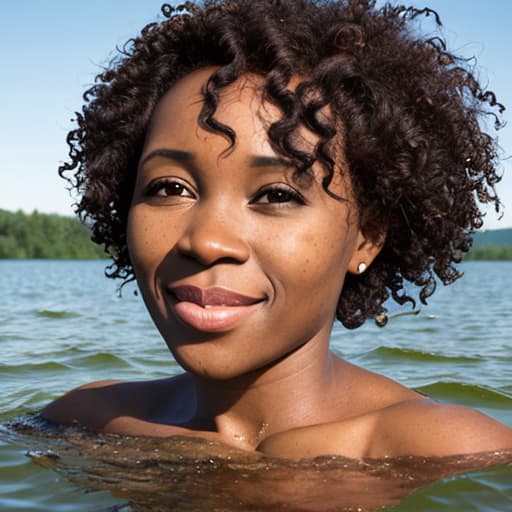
[0,208,511,260]
[463,245,512,261]
[0,209,105,259]
[466,227,512,260]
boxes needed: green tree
[0,209,106,259]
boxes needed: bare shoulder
[41,379,121,429]
[339,362,512,456]
[41,375,189,432]
[368,398,512,457]
[259,398,512,460]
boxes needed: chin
[174,350,269,383]
[184,366,248,382]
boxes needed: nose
[176,202,250,266]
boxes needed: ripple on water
[400,326,440,335]
[0,390,58,419]
[359,346,483,364]
[396,465,512,512]
[0,361,70,375]
[416,381,512,408]
[0,426,124,511]
[34,310,81,320]
[67,353,132,370]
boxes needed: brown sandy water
[9,415,512,512]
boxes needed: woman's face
[127,68,372,380]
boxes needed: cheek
[126,207,171,278]
[262,229,352,344]
[266,227,352,296]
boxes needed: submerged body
[22,419,512,512]
[42,363,512,460]
[43,68,512,460]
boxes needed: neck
[190,334,348,449]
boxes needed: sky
[1,1,511,229]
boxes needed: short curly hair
[60,0,504,329]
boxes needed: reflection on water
[9,415,512,512]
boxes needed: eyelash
[144,179,305,207]
[145,179,195,198]
[251,184,306,206]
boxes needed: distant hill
[464,228,512,260]
[0,209,105,259]
[472,228,512,247]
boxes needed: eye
[145,178,195,198]
[251,184,305,206]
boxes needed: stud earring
[357,262,367,273]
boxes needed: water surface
[0,260,511,511]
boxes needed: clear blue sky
[1,1,511,229]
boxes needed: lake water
[0,260,511,511]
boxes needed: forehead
[144,67,318,156]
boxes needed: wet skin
[43,68,512,459]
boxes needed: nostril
[176,221,250,266]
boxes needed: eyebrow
[248,155,294,168]
[139,148,193,168]
[139,147,294,170]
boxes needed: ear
[347,230,385,275]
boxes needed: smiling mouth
[167,285,265,332]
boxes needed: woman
[43,0,512,459]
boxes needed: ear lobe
[347,230,385,275]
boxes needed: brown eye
[265,189,294,203]
[252,185,305,206]
[146,179,194,198]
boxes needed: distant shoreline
[1,209,511,260]
[0,209,105,260]
[463,246,512,261]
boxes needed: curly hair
[59,0,504,329]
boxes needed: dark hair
[60,0,504,329]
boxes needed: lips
[171,286,262,307]
[167,285,264,332]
